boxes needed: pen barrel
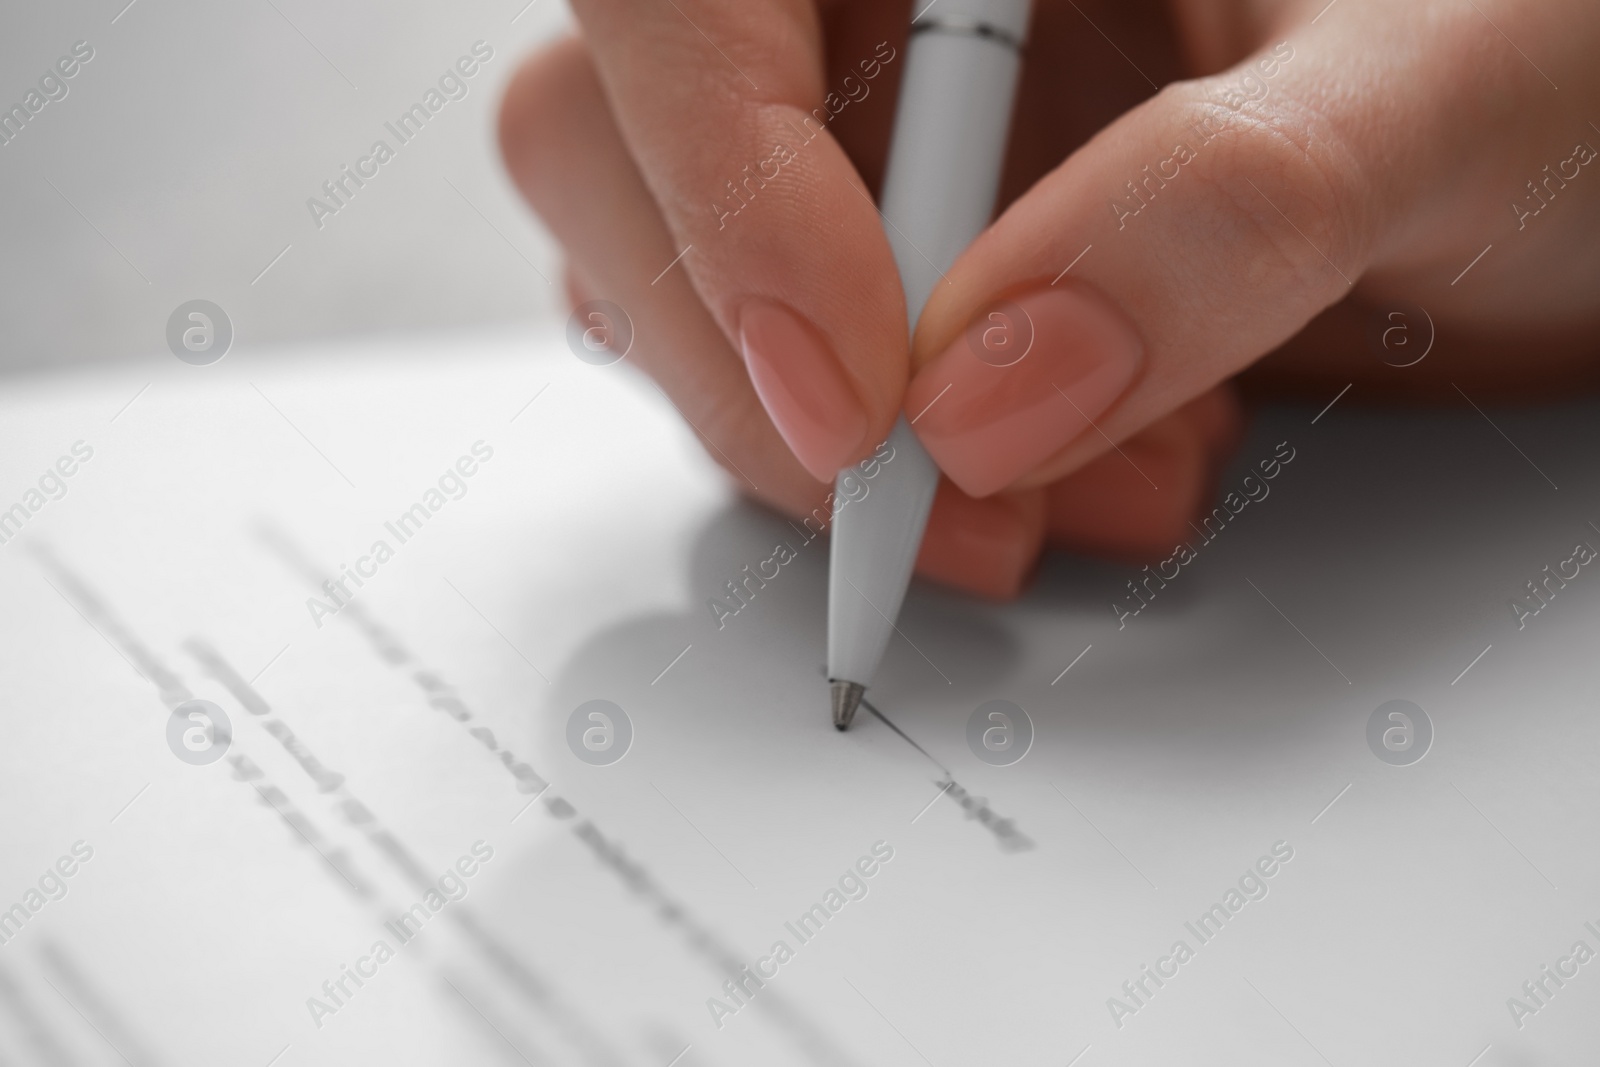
[880,0,1031,324]
[827,1,1031,689]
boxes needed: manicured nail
[737,299,869,482]
[906,283,1144,497]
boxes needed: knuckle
[1168,81,1369,299]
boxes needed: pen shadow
[539,495,1035,736]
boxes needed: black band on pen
[908,17,1026,53]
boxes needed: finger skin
[501,37,1047,599]
[906,38,1369,497]
[916,482,1047,600]
[921,391,1242,594]
[1043,387,1244,559]
[499,37,824,514]
[569,0,912,480]
[906,0,1598,498]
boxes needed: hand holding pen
[501,0,1600,604]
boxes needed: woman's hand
[500,0,1600,597]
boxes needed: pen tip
[830,680,865,731]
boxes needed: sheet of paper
[2,328,1597,1066]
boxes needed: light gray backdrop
[0,0,572,373]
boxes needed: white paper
[2,327,1597,1065]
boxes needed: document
[2,328,1596,1065]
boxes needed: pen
[827,0,1033,729]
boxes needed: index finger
[569,0,910,481]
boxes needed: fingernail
[737,299,869,482]
[906,283,1143,497]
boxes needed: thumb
[906,28,1404,497]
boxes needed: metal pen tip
[831,680,866,731]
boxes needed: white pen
[828,0,1033,729]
